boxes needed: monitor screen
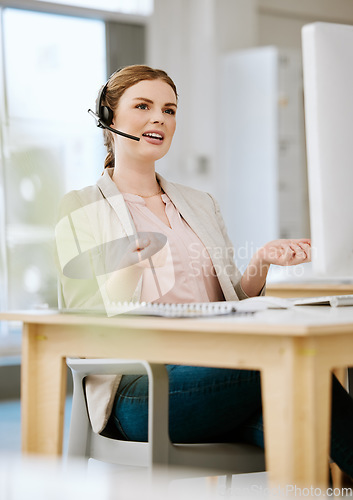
[302,22,353,281]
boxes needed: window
[0,8,106,326]
[34,0,154,15]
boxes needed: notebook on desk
[59,300,256,318]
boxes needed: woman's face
[112,79,177,163]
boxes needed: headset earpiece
[88,69,140,141]
[95,82,114,128]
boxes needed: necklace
[139,186,162,198]
[116,176,162,198]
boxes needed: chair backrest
[66,357,266,476]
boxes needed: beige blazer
[56,168,258,433]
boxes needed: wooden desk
[267,282,353,298]
[2,307,353,490]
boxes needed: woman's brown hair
[101,65,178,170]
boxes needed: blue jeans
[110,366,353,478]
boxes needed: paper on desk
[233,296,293,312]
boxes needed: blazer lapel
[97,169,137,236]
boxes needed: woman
[56,65,353,477]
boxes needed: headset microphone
[88,75,140,142]
[87,109,140,141]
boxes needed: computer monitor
[302,22,353,281]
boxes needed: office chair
[66,357,265,478]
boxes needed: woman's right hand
[118,232,168,270]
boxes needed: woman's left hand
[254,238,312,267]
[241,238,311,297]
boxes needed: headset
[88,72,140,141]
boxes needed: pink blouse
[122,192,225,304]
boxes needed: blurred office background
[1,0,353,363]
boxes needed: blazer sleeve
[55,190,107,311]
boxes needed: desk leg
[261,339,331,491]
[329,368,347,490]
[21,323,67,455]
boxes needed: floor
[0,399,21,452]
[0,396,72,454]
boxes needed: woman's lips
[142,130,165,144]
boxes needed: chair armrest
[66,358,171,464]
